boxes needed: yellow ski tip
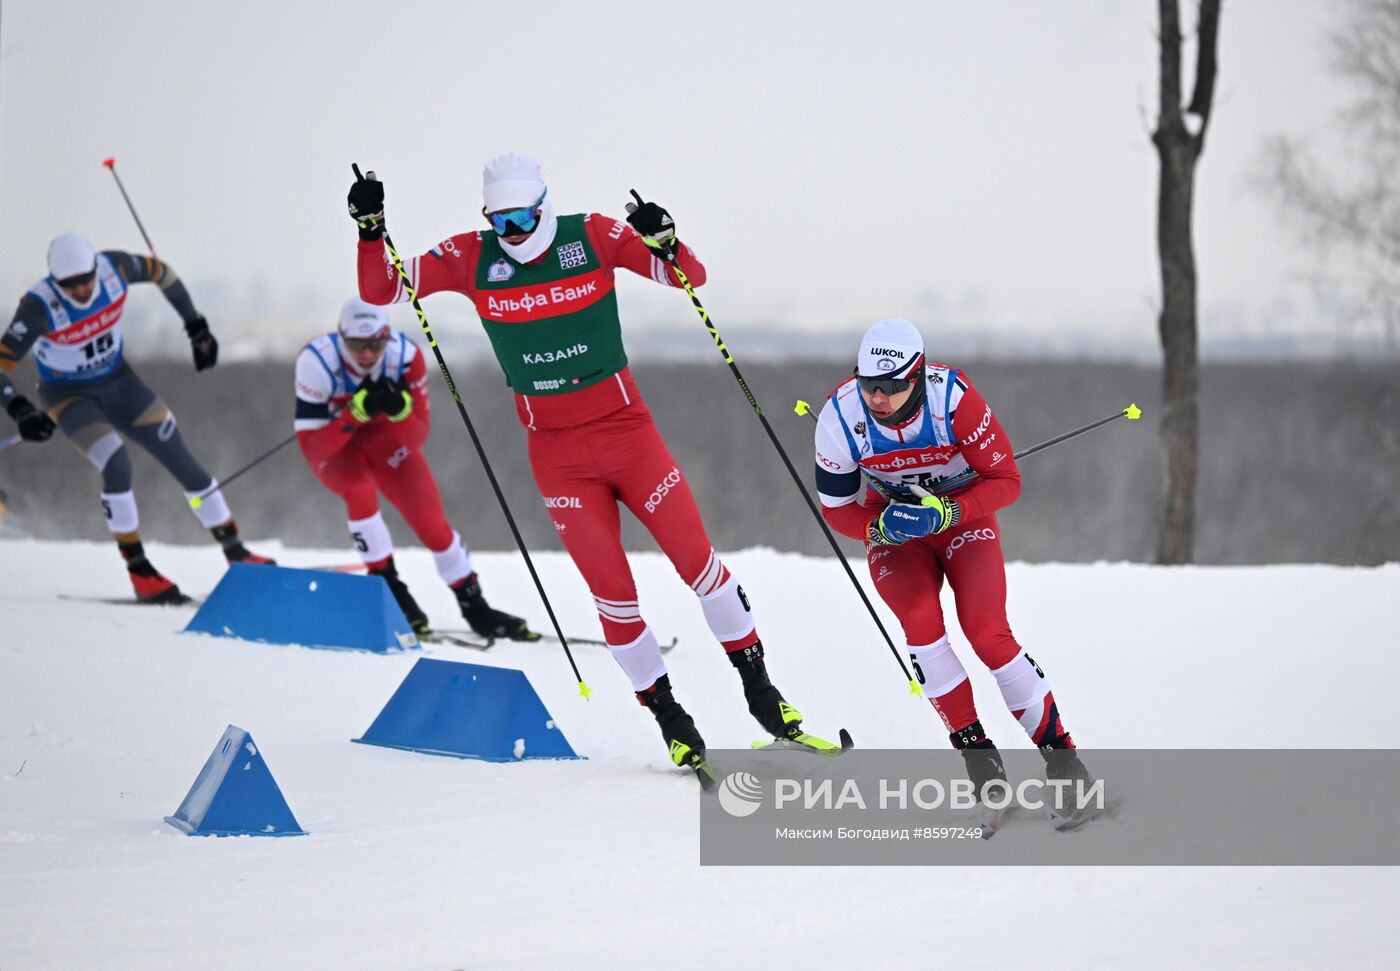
[1124,403,1143,420]
[794,400,811,416]
[578,681,593,701]
[909,679,922,696]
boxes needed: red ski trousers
[867,514,1022,670]
[310,425,455,552]
[527,400,750,648]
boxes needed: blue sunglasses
[488,190,547,235]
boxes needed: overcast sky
[0,1,1374,362]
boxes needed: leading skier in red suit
[347,154,839,783]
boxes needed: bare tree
[1152,0,1222,565]
[1262,0,1400,350]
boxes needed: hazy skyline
[0,1,1379,362]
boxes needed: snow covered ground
[2,539,1398,969]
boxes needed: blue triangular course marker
[165,725,306,837]
[353,657,582,762]
[184,563,419,653]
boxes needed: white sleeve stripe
[294,418,330,431]
[819,492,859,508]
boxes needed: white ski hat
[48,232,97,281]
[337,297,390,339]
[857,317,925,379]
[483,152,546,212]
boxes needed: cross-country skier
[0,233,272,603]
[294,297,533,640]
[813,318,1090,825]
[347,154,831,781]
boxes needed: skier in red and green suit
[349,153,828,775]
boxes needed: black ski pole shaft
[102,157,157,256]
[354,164,590,699]
[794,400,1143,495]
[188,432,299,507]
[636,196,918,696]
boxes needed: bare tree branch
[1186,0,1223,143]
[1259,0,1400,331]
[1157,0,1184,141]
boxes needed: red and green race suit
[356,214,761,690]
[357,212,705,430]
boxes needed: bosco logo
[945,527,996,560]
[644,466,683,514]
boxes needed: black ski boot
[638,675,715,790]
[211,520,276,565]
[369,557,430,635]
[454,573,536,642]
[729,641,803,739]
[1039,735,1103,830]
[951,721,1008,797]
[951,721,1009,837]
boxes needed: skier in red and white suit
[348,154,821,774]
[295,297,530,640]
[814,318,1087,797]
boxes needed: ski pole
[793,400,1143,495]
[188,432,298,508]
[634,191,919,696]
[102,157,157,255]
[353,164,590,700]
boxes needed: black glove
[380,378,413,422]
[625,189,678,261]
[185,315,218,371]
[348,376,393,423]
[348,167,386,241]
[6,395,55,442]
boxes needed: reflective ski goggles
[856,373,917,397]
[343,335,389,353]
[487,190,547,235]
[55,269,97,291]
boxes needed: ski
[750,727,853,756]
[421,632,496,650]
[1046,796,1123,832]
[668,740,718,791]
[689,753,719,791]
[973,805,1014,839]
[426,629,677,654]
[58,593,203,607]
